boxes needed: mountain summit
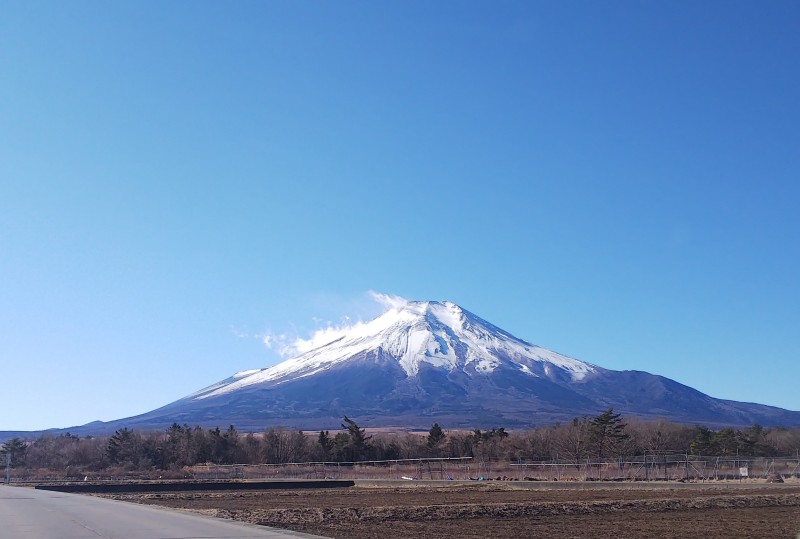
[105,300,800,431]
[192,300,597,401]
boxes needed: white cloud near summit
[368,290,409,311]
[261,291,409,358]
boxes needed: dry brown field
[103,481,800,538]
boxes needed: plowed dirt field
[111,482,800,538]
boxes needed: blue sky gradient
[2,1,798,430]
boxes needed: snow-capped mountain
[190,301,597,401]
[72,300,800,432]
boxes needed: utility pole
[4,451,10,485]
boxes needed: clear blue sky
[2,1,798,431]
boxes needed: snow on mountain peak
[191,300,597,400]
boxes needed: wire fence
[186,454,800,482]
[8,454,800,483]
[510,454,800,482]
[189,457,475,481]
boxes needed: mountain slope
[104,300,800,431]
[191,300,597,400]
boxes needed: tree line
[3,410,800,477]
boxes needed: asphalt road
[0,484,325,538]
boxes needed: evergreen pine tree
[341,416,372,461]
[427,423,446,450]
[589,408,629,458]
[318,430,334,459]
[0,438,27,468]
[689,425,716,455]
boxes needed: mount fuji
[84,301,800,432]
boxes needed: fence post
[684,453,689,481]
